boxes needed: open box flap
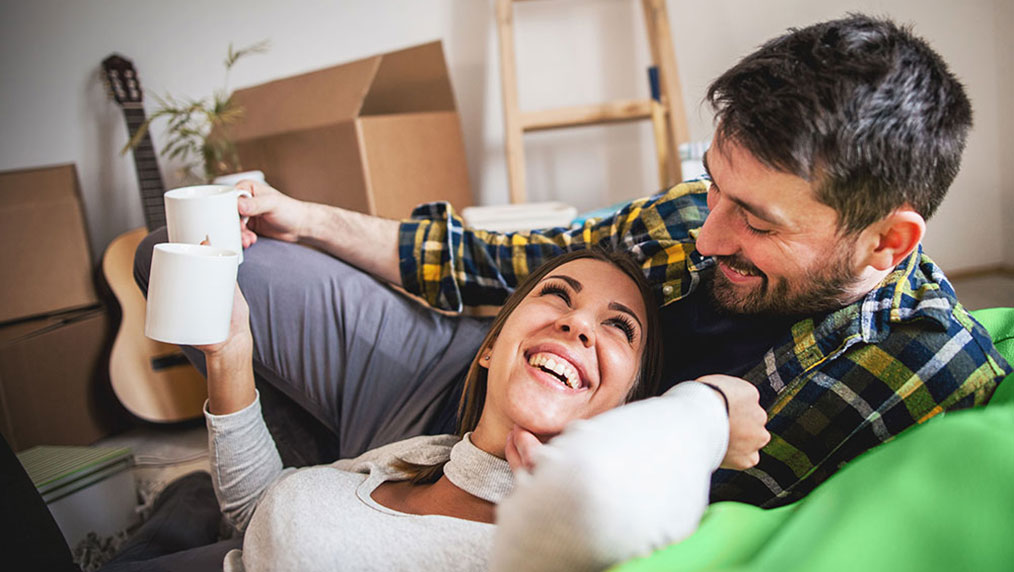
[361,41,457,116]
[225,41,457,141]
[226,55,381,140]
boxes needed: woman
[199,248,754,571]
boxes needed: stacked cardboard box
[0,164,124,451]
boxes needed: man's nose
[696,202,737,257]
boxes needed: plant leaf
[138,39,268,177]
[225,39,270,70]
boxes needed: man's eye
[538,283,571,305]
[742,213,773,236]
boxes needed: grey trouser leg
[134,229,491,458]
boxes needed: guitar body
[103,228,207,422]
[103,54,210,421]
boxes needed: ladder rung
[521,99,655,132]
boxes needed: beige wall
[997,0,1014,267]
[0,0,1008,272]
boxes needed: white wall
[1,0,1009,272]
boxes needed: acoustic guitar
[101,54,207,422]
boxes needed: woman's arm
[491,380,763,572]
[205,393,286,532]
[198,287,286,532]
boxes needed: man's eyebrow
[609,302,643,330]
[730,193,785,226]
[701,150,786,227]
[546,274,582,292]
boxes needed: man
[136,12,1007,567]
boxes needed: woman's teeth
[528,352,580,389]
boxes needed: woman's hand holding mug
[194,284,257,416]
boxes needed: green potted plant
[124,40,269,184]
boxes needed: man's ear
[860,208,926,271]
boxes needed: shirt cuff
[204,390,262,429]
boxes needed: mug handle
[235,189,252,225]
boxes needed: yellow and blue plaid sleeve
[398,181,711,311]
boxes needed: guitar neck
[122,106,166,231]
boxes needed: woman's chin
[501,381,585,436]
[509,409,572,438]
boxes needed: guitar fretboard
[122,106,166,231]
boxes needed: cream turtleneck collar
[443,433,514,504]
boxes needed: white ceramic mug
[164,184,251,263]
[144,243,239,345]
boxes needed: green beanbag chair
[974,307,1014,404]
[615,307,1014,572]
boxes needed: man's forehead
[703,148,788,227]
[703,141,839,233]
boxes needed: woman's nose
[558,314,595,347]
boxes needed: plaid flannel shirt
[398,180,1011,507]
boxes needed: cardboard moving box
[0,308,126,451]
[225,40,473,219]
[0,164,99,324]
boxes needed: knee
[132,227,168,294]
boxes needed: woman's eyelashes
[539,282,571,305]
[606,315,637,343]
[538,281,637,344]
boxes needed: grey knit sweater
[207,396,511,571]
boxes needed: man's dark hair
[706,14,973,234]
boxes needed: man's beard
[707,241,862,317]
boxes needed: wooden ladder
[495,0,690,204]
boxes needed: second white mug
[144,243,239,345]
